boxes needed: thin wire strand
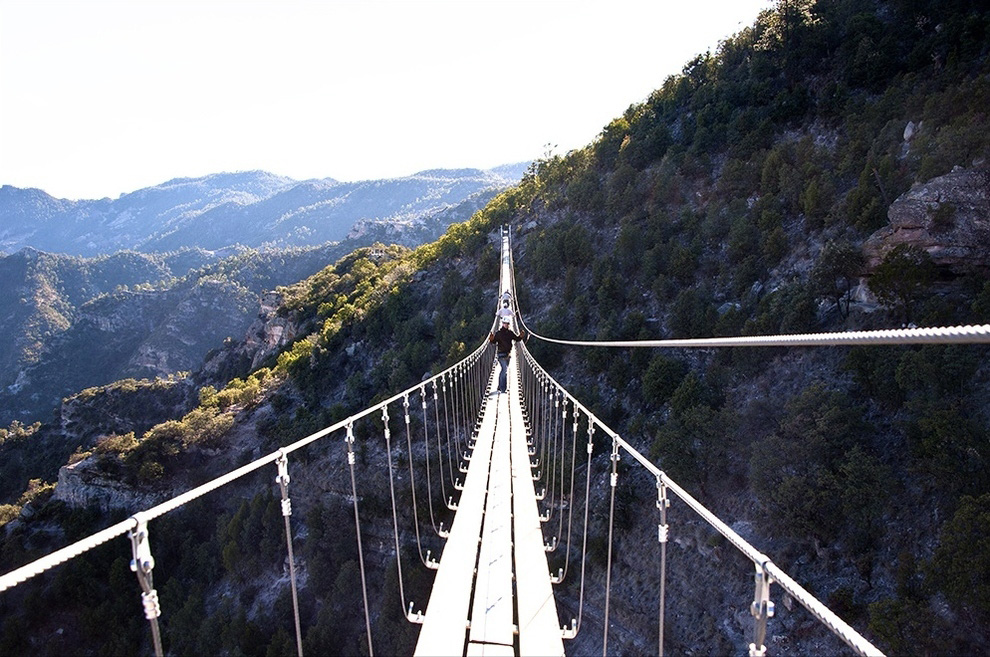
[603,438,620,655]
[345,424,375,657]
[382,407,413,613]
[420,386,441,536]
[399,396,430,566]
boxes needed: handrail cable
[497,222,925,656]
[0,333,492,641]
[520,340,885,656]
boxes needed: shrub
[810,240,865,319]
[749,385,884,539]
[868,245,937,324]
[929,494,990,615]
[669,287,716,338]
[17,479,55,506]
[93,433,139,474]
[0,504,20,526]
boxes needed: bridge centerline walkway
[415,350,564,657]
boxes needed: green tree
[749,384,883,539]
[868,245,936,324]
[641,355,688,406]
[929,494,990,615]
[810,240,865,319]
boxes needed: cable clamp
[658,524,669,544]
[141,589,161,620]
[128,514,154,576]
[656,478,670,509]
[275,450,290,487]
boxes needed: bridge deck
[415,352,564,657]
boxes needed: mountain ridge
[0,165,526,425]
[0,164,529,256]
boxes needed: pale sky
[1,0,774,200]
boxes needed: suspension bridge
[3,226,990,656]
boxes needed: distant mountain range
[0,165,529,256]
[0,164,528,424]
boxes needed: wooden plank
[508,355,566,657]
[468,392,515,649]
[415,385,499,657]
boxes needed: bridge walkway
[414,347,563,657]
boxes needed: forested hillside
[1,0,989,655]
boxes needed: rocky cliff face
[199,290,304,381]
[864,166,990,273]
[54,457,161,512]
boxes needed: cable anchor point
[406,600,426,624]
[561,618,578,639]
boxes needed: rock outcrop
[244,291,300,370]
[54,456,160,512]
[201,290,302,379]
[864,166,990,274]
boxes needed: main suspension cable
[521,322,990,349]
